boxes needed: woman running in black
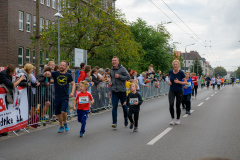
[168,60,187,125]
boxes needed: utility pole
[35,0,40,75]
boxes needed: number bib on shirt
[79,96,89,104]
[185,82,191,87]
[130,98,138,105]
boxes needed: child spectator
[182,72,193,115]
[77,65,91,83]
[124,83,143,132]
[73,81,94,137]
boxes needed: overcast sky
[116,0,240,71]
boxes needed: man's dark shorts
[55,99,69,115]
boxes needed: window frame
[40,18,44,32]
[18,47,23,66]
[40,0,44,5]
[26,14,31,32]
[47,0,50,6]
[52,0,56,9]
[26,48,30,62]
[19,11,23,31]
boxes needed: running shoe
[175,119,180,125]
[182,107,186,110]
[188,111,191,115]
[64,123,70,132]
[112,124,117,128]
[80,132,84,137]
[169,119,175,125]
[133,127,138,132]
[58,126,64,133]
[130,122,134,129]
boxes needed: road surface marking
[211,94,214,96]
[147,127,172,145]
[215,92,217,94]
[205,97,210,100]
[183,110,194,118]
[198,102,204,106]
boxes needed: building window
[47,0,50,6]
[188,61,190,63]
[26,14,31,32]
[40,18,44,32]
[33,16,36,30]
[40,51,43,64]
[33,50,35,64]
[46,20,49,29]
[46,53,49,63]
[19,11,23,31]
[40,0,44,4]
[26,48,30,62]
[52,0,56,9]
[58,0,61,11]
[18,47,23,66]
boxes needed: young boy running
[124,83,143,132]
[74,81,94,137]
[182,72,193,115]
[217,77,221,90]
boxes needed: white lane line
[205,97,210,100]
[147,127,172,145]
[198,102,204,106]
[183,110,194,118]
[211,94,214,96]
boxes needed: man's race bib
[185,82,191,87]
[79,96,89,104]
[130,98,138,105]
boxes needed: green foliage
[129,18,173,73]
[190,58,203,76]
[32,0,142,68]
[214,66,227,77]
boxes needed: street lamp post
[184,43,195,72]
[54,12,63,65]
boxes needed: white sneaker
[175,119,180,125]
[169,119,175,125]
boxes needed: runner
[182,72,193,115]
[217,77,221,90]
[191,73,198,99]
[45,61,75,133]
[109,56,130,129]
[205,75,211,89]
[211,76,216,90]
[231,75,235,87]
[220,77,224,87]
[168,60,187,125]
[200,77,205,89]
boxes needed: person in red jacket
[77,65,91,83]
[191,73,199,99]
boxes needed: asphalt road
[1,84,240,160]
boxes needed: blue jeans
[111,91,128,125]
[77,110,89,133]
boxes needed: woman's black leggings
[192,85,198,96]
[168,91,183,119]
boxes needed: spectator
[75,62,86,83]
[77,65,91,83]
[0,64,25,137]
[48,61,55,72]
[0,64,25,102]
[165,73,169,82]
[54,65,59,71]
[148,64,154,74]
[138,72,149,88]
[98,68,106,107]
[110,56,130,128]
[105,68,110,75]
[91,68,101,112]
[36,67,52,119]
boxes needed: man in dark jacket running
[109,56,130,128]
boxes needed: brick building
[0,0,60,67]
[0,0,116,67]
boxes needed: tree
[236,67,240,79]
[129,18,173,73]
[214,66,227,77]
[31,0,143,69]
[190,58,203,76]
